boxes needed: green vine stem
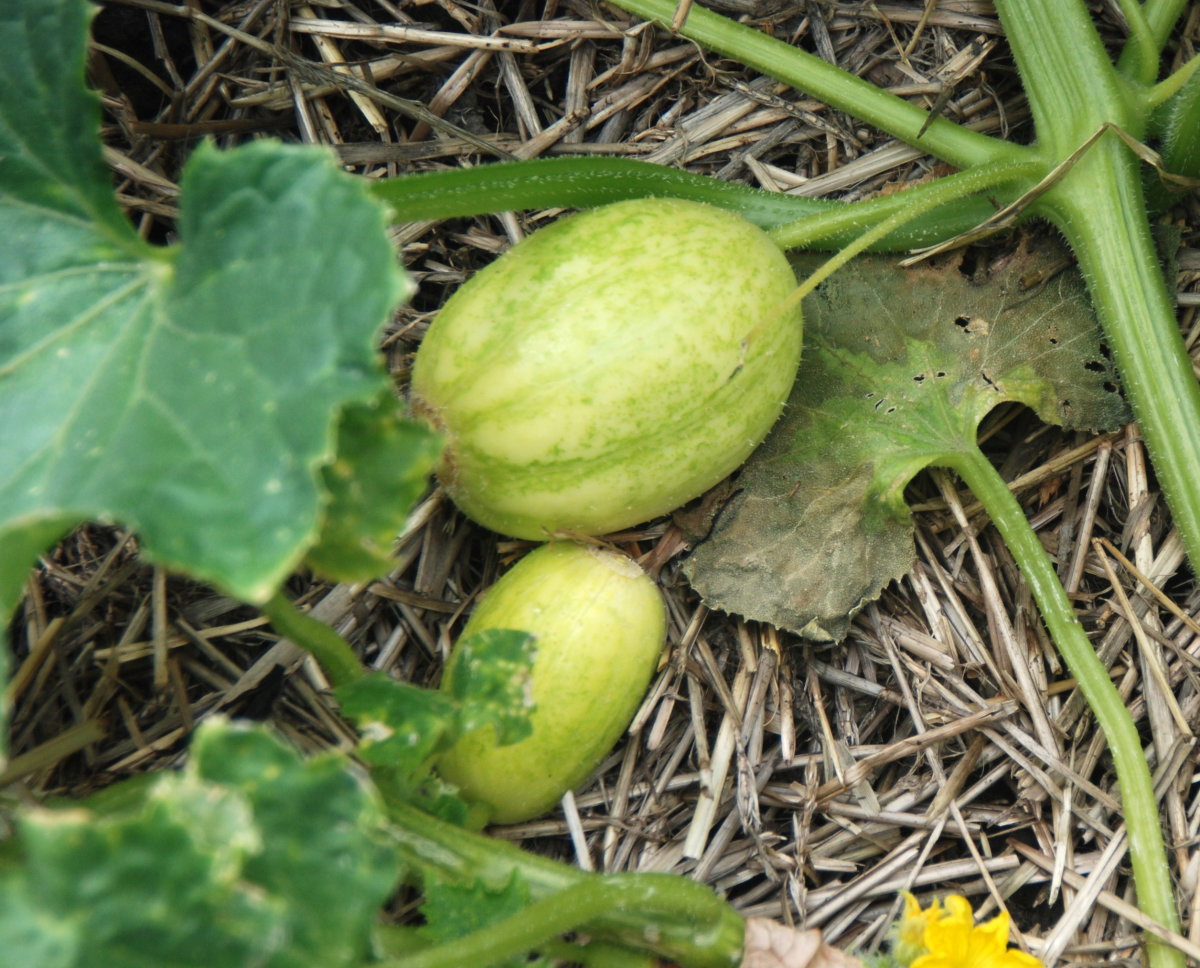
[1039,144,1200,584]
[370,155,1006,249]
[769,159,1038,263]
[1111,0,1158,85]
[536,937,659,968]
[379,876,737,968]
[382,798,745,968]
[993,0,1200,585]
[259,590,365,688]
[1147,53,1200,112]
[606,0,1017,171]
[1118,0,1193,79]
[947,446,1182,968]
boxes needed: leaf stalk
[382,799,745,968]
[948,447,1182,968]
[603,0,1019,171]
[260,590,365,688]
[379,876,738,968]
[1034,146,1200,580]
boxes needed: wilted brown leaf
[683,236,1128,639]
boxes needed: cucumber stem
[604,0,1017,171]
[260,590,365,688]
[370,156,1010,252]
[1034,142,1200,590]
[382,798,745,968]
[947,446,1183,968]
[1111,0,1159,86]
[995,0,1143,155]
[1146,53,1200,111]
[1119,0,1194,78]
[771,160,1039,292]
[378,876,739,968]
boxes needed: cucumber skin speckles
[411,197,803,540]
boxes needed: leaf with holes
[681,236,1129,639]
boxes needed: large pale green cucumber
[410,197,802,539]
[436,541,666,824]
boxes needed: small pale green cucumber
[437,541,666,824]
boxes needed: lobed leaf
[337,671,461,775]
[683,237,1129,639]
[419,869,532,944]
[335,629,536,787]
[0,0,412,625]
[442,628,537,746]
[190,724,401,967]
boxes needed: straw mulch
[9,1,1200,964]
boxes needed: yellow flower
[893,892,946,967]
[901,895,1043,968]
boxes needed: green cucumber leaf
[404,772,479,827]
[336,629,535,786]
[0,0,411,626]
[307,395,442,582]
[189,724,400,966]
[337,672,461,774]
[682,236,1130,640]
[0,719,399,968]
[11,778,274,968]
[419,869,532,944]
[419,868,547,967]
[442,627,537,745]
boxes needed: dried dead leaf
[683,236,1128,639]
[742,917,864,968]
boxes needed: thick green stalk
[383,799,745,967]
[369,156,838,228]
[1040,145,1200,588]
[996,0,1200,612]
[948,446,1182,968]
[1111,0,1159,86]
[996,0,1143,152]
[604,0,1019,171]
[1148,53,1200,111]
[768,159,1038,253]
[380,877,737,968]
